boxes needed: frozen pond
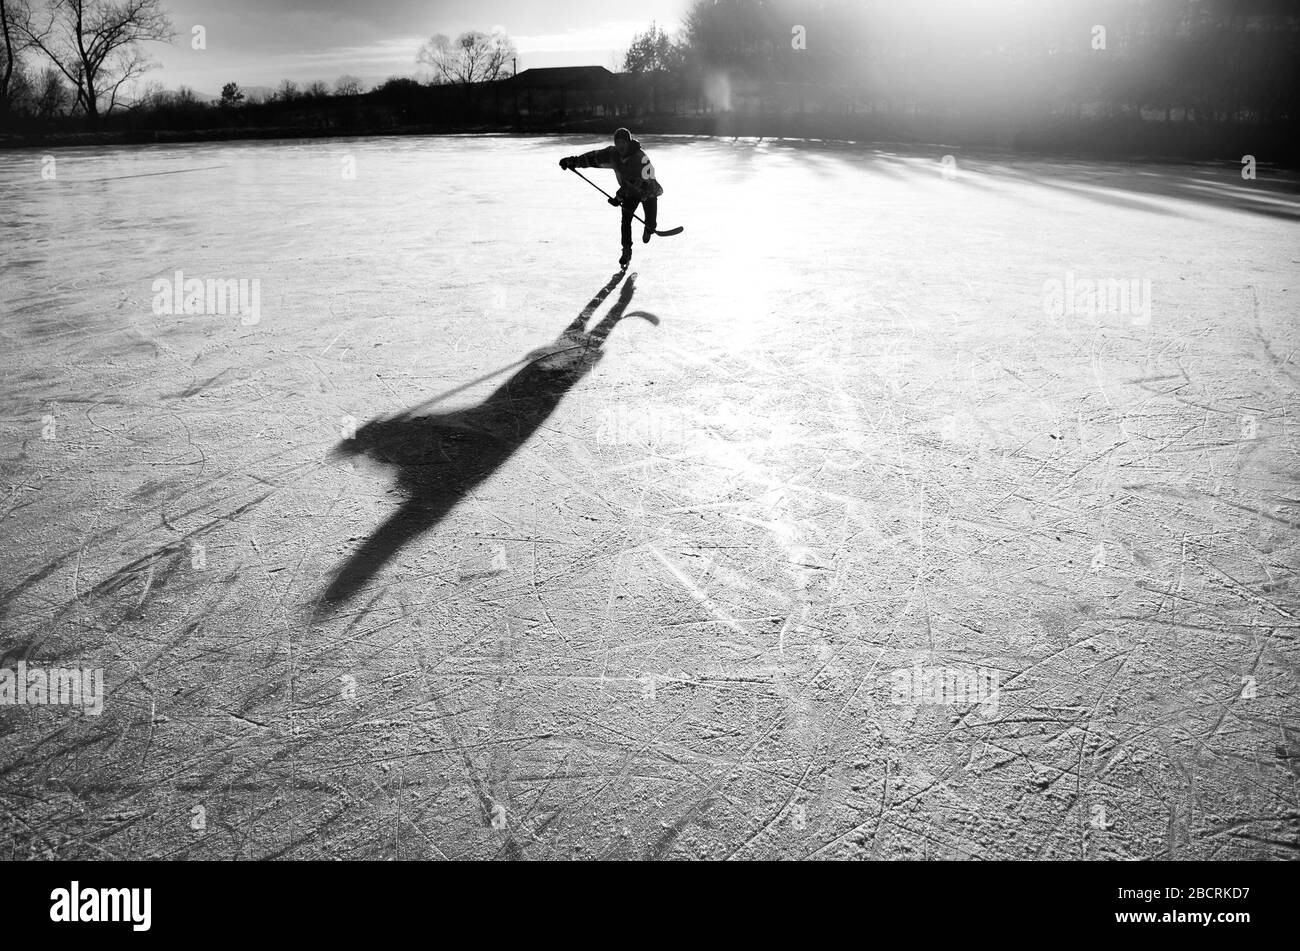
[1,134,1297,859]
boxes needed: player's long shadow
[314,270,656,618]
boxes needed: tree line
[1,0,173,122]
[3,0,1295,159]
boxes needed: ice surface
[1,135,1297,859]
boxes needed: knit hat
[613,127,631,143]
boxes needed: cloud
[281,35,428,68]
[512,19,680,55]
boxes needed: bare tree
[304,79,329,98]
[417,29,515,85]
[1,0,34,116]
[10,60,33,110]
[132,75,159,106]
[334,74,362,96]
[30,62,66,115]
[275,78,298,101]
[16,0,173,123]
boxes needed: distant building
[503,66,619,120]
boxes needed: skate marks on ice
[314,271,659,616]
[2,140,1297,860]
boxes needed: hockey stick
[568,167,684,237]
[382,344,595,419]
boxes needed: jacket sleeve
[573,146,616,169]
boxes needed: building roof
[507,66,617,89]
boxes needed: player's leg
[620,198,636,251]
[642,196,658,242]
[619,197,636,267]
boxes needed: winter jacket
[572,137,665,200]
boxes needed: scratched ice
[1,136,1297,859]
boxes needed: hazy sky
[143,0,687,95]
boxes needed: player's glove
[559,156,576,170]
[607,197,621,206]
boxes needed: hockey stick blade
[654,226,684,237]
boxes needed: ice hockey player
[559,127,664,269]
